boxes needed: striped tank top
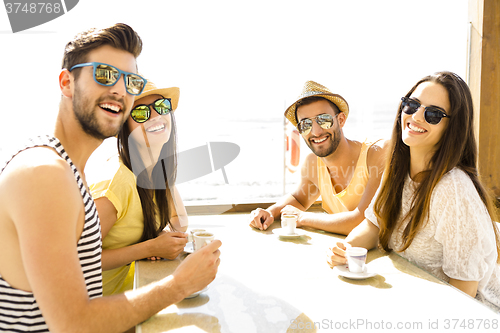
[0,135,103,332]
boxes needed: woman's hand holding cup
[151,231,189,260]
[326,241,350,267]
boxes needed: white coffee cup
[346,247,368,273]
[193,231,214,251]
[281,214,297,235]
[188,229,205,243]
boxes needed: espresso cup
[188,229,205,243]
[281,214,297,235]
[193,231,215,251]
[345,247,367,273]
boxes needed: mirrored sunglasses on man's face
[297,113,338,135]
[69,62,147,96]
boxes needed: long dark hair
[117,111,178,242]
[374,71,500,259]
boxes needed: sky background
[0,0,469,203]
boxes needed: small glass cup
[193,231,215,251]
[188,229,205,243]
[345,247,367,273]
[281,214,297,235]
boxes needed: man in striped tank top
[249,81,388,235]
[0,24,221,333]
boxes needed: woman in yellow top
[90,79,188,296]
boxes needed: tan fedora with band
[134,79,180,112]
[284,80,349,127]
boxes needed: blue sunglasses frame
[69,62,147,96]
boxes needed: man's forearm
[49,275,184,333]
[115,275,185,328]
[267,195,308,220]
[265,203,283,220]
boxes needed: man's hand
[281,205,307,227]
[172,240,221,298]
[249,208,274,231]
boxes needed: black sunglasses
[401,97,450,125]
[131,98,172,123]
[297,113,338,135]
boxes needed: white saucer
[184,286,208,299]
[272,228,305,238]
[184,242,194,254]
[333,264,376,280]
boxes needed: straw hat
[284,81,349,127]
[135,79,180,112]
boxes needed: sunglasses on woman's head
[297,113,338,135]
[69,62,147,96]
[401,97,450,125]
[131,98,172,123]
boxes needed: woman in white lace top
[327,71,500,311]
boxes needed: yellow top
[317,140,376,214]
[89,159,144,296]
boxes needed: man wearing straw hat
[249,81,387,235]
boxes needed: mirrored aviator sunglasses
[401,97,450,125]
[69,62,147,96]
[297,113,335,135]
[131,98,172,123]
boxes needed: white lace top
[365,168,500,312]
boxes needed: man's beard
[72,84,124,140]
[306,126,341,158]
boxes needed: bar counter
[135,214,500,332]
